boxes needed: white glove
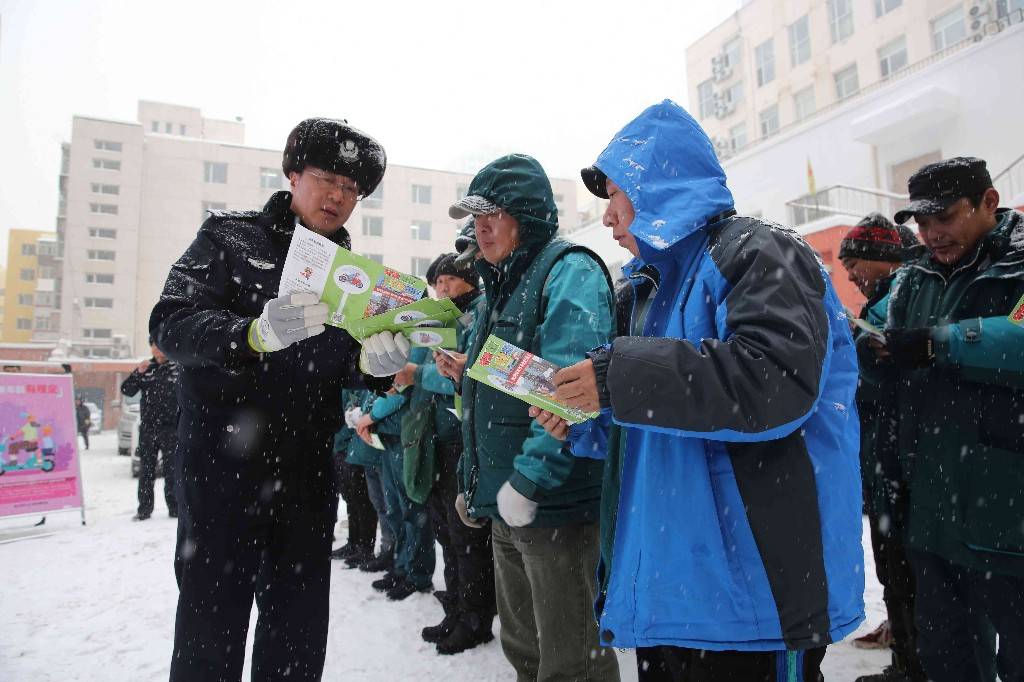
[248,293,328,353]
[455,493,485,529]
[496,481,538,527]
[344,407,363,429]
[359,331,411,377]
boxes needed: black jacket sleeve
[120,364,155,397]
[605,222,830,441]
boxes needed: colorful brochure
[345,297,462,340]
[280,223,427,332]
[466,335,598,424]
[403,326,457,349]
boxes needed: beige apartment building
[686,0,1024,159]
[2,230,60,343]
[58,100,578,357]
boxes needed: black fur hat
[282,118,386,197]
[426,252,480,289]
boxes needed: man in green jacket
[441,154,619,681]
[864,157,1024,682]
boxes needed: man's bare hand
[137,360,152,373]
[434,350,468,383]
[356,413,375,445]
[529,406,569,440]
[554,359,600,413]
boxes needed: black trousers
[868,498,926,679]
[171,508,335,682]
[335,455,377,551]
[636,646,826,682]
[136,425,178,516]
[426,440,495,619]
[78,427,89,450]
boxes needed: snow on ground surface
[1,433,889,681]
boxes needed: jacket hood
[466,154,559,250]
[591,100,734,259]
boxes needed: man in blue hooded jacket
[534,100,865,681]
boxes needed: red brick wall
[802,224,866,314]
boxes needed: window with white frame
[39,266,56,279]
[697,80,715,119]
[874,0,902,17]
[90,203,118,215]
[204,161,228,184]
[85,347,112,358]
[362,216,383,237]
[86,273,115,284]
[180,124,187,136]
[411,184,432,205]
[84,297,114,309]
[34,317,54,331]
[724,81,744,107]
[21,243,36,256]
[18,293,34,305]
[410,257,433,277]
[87,249,116,261]
[729,123,748,153]
[94,139,122,152]
[91,183,120,195]
[364,254,384,265]
[20,268,35,280]
[759,105,780,137]
[38,241,58,256]
[410,220,432,241]
[17,318,32,331]
[363,184,384,208]
[92,158,121,171]
[789,16,811,66]
[931,6,966,52]
[794,86,816,121]
[88,227,117,240]
[878,36,908,77]
[834,64,860,100]
[828,0,855,43]
[165,122,173,134]
[722,36,742,69]
[83,328,113,338]
[35,292,55,307]
[754,40,775,86]
[151,121,159,132]
[260,167,283,189]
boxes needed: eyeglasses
[306,169,360,201]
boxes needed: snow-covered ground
[1,433,889,681]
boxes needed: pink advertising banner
[0,373,85,519]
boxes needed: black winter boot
[371,572,402,592]
[436,612,494,655]
[330,543,357,560]
[386,579,432,601]
[343,546,373,568]
[359,551,394,573]
[421,612,459,643]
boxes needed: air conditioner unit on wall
[713,95,736,119]
[968,0,993,37]
[711,55,733,83]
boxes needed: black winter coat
[149,191,387,521]
[120,360,180,428]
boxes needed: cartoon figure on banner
[0,414,56,474]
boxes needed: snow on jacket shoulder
[581,100,864,652]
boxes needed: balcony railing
[786,185,908,227]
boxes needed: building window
[722,36,742,69]
[34,317,53,331]
[834,64,860,100]
[35,292,55,307]
[84,297,114,309]
[932,6,966,52]
[85,348,112,358]
[827,0,855,43]
[411,184,432,205]
[410,257,432,277]
[362,216,383,237]
[410,220,432,241]
[729,124,748,153]
[17,318,32,331]
[364,253,384,265]
[92,158,121,171]
[554,193,566,217]
[90,202,118,215]
[754,39,775,86]
[21,243,37,256]
[94,139,122,152]
[83,328,113,339]
[88,227,117,240]
[874,0,902,17]
[38,241,58,256]
[455,184,470,200]
[164,122,172,134]
[18,293,34,305]
[759,105,780,137]
[86,273,115,284]
[39,266,56,279]
[201,201,227,220]
[91,183,120,195]
[151,121,159,132]
[363,184,384,209]
[794,86,816,121]
[697,80,715,119]
[20,268,35,280]
[180,124,187,136]
[788,16,811,66]
[724,81,744,108]
[204,161,228,184]
[87,249,116,261]
[878,36,908,78]
[260,167,283,189]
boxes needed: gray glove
[344,407,364,429]
[359,331,411,377]
[247,292,328,353]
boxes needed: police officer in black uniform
[151,118,408,682]
[121,337,180,520]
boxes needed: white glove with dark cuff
[496,480,538,527]
[344,407,364,429]
[359,331,411,377]
[247,293,329,353]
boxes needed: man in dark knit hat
[840,214,928,682]
[151,117,403,681]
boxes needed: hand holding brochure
[852,317,886,344]
[466,335,598,424]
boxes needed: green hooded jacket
[457,154,614,527]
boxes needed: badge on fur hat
[339,139,359,161]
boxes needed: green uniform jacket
[864,208,1024,576]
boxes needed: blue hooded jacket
[572,100,864,652]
